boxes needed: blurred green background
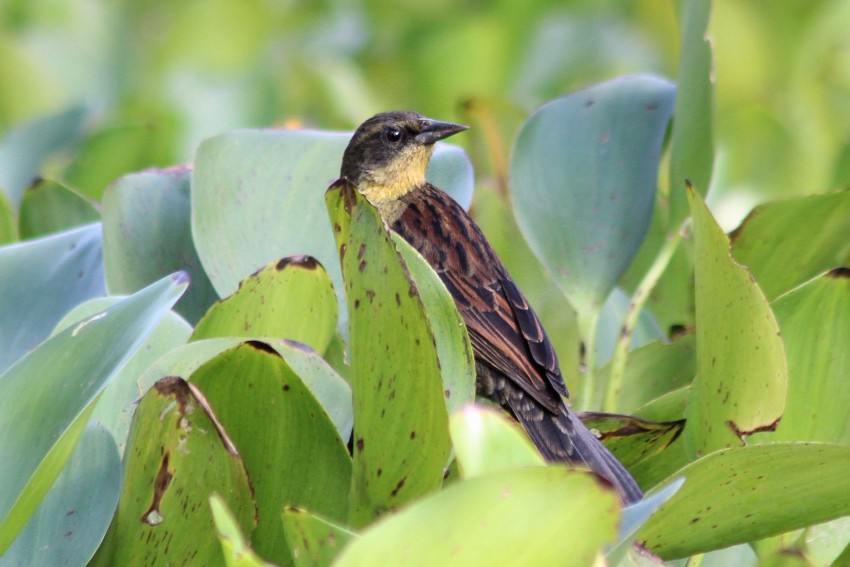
[2,0,849,230]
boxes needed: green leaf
[91,377,256,566]
[192,256,337,355]
[685,185,786,455]
[509,75,675,313]
[190,342,352,565]
[326,180,451,527]
[667,0,714,226]
[139,337,353,442]
[449,405,545,479]
[64,124,168,200]
[102,167,219,324]
[192,129,473,320]
[210,495,276,567]
[18,179,100,239]
[770,270,850,444]
[0,422,120,567]
[0,273,186,554]
[282,507,357,567]
[0,223,105,373]
[393,235,476,414]
[334,467,620,567]
[638,443,850,559]
[579,412,685,471]
[599,335,696,413]
[51,296,192,455]
[270,340,353,442]
[0,106,87,209]
[730,191,850,300]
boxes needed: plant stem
[603,228,683,412]
[577,310,601,410]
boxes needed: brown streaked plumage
[339,111,642,503]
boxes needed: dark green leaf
[192,256,337,355]
[91,377,256,566]
[190,342,352,565]
[326,180,450,527]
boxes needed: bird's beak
[415,119,469,145]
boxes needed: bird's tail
[520,404,643,504]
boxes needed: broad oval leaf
[685,185,786,455]
[0,422,121,567]
[0,223,105,373]
[730,190,850,301]
[140,337,353,442]
[102,167,218,324]
[638,443,850,559]
[18,179,99,239]
[0,273,186,554]
[334,467,619,567]
[326,180,451,527]
[190,342,352,565]
[192,128,473,318]
[192,255,337,355]
[91,377,256,567]
[510,75,675,313]
[770,270,850,444]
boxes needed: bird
[338,110,643,504]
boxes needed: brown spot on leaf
[277,255,319,270]
[357,243,366,260]
[356,438,365,452]
[726,416,781,441]
[142,452,173,524]
[154,376,190,412]
[390,476,407,497]
[246,340,280,357]
[359,260,367,273]
[827,267,850,279]
[410,431,416,440]
[365,289,376,302]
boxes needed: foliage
[1,1,850,566]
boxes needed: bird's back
[390,183,643,503]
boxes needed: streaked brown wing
[392,184,568,410]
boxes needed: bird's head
[340,111,467,205]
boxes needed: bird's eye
[384,127,403,143]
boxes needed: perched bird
[339,111,643,504]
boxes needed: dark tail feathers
[518,403,643,504]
